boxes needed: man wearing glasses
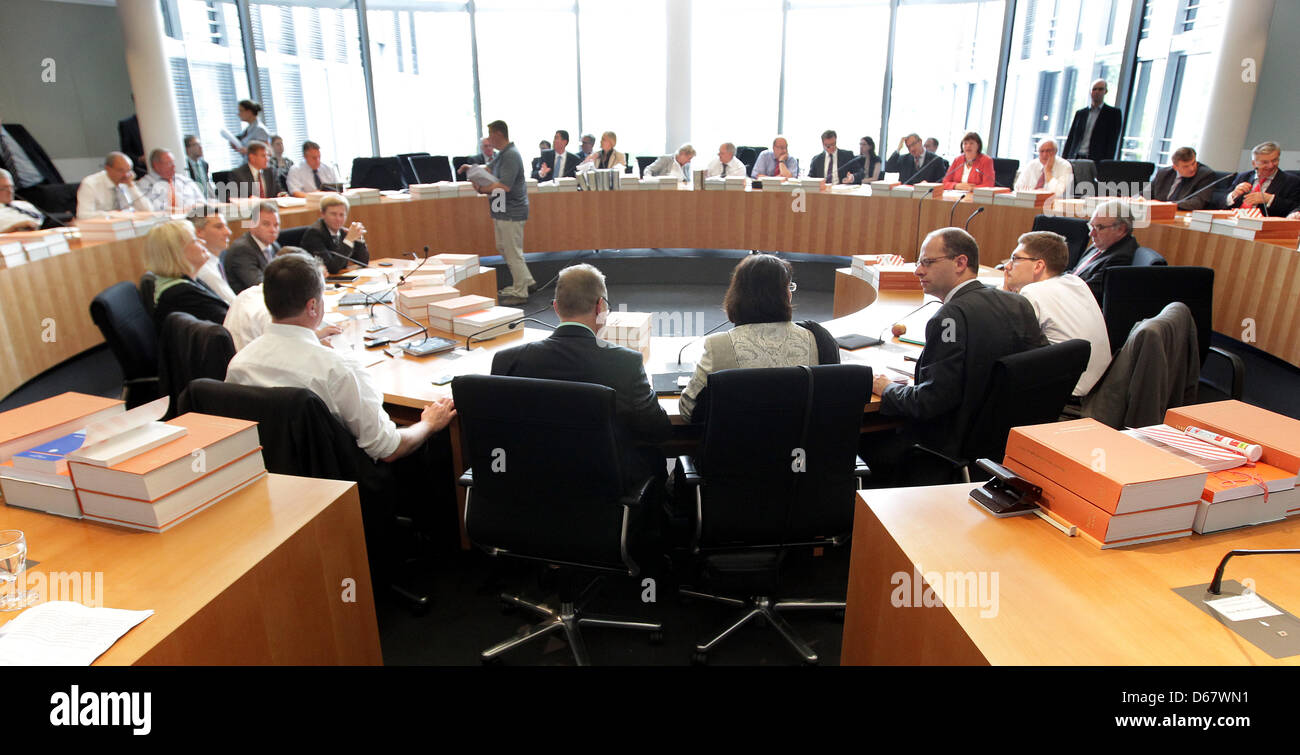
[868,228,1045,484]
[491,263,669,489]
[1002,231,1111,399]
[1068,200,1138,303]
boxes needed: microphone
[336,282,433,353]
[1208,549,1300,595]
[464,316,556,349]
[677,318,731,367]
[1164,170,1235,209]
[912,183,940,252]
[947,192,969,225]
[878,300,939,343]
[904,154,942,185]
[398,246,432,285]
[964,206,985,230]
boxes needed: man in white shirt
[226,252,454,462]
[643,144,696,182]
[0,168,44,232]
[188,209,237,304]
[138,149,207,213]
[705,142,745,178]
[286,140,342,197]
[76,152,152,218]
[1002,230,1112,397]
[1014,139,1074,198]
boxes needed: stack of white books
[1188,210,1236,232]
[652,176,679,191]
[456,182,478,197]
[890,184,916,198]
[796,178,823,191]
[432,253,480,284]
[303,191,337,212]
[1209,217,1239,237]
[453,306,524,340]
[524,178,539,193]
[78,217,138,243]
[620,176,643,190]
[428,294,495,332]
[942,190,968,201]
[0,237,26,268]
[911,182,944,198]
[408,183,442,200]
[556,177,580,192]
[344,187,380,205]
[761,179,790,192]
[703,177,726,191]
[130,212,168,236]
[17,230,71,260]
[579,168,623,191]
[598,311,652,359]
[869,180,900,192]
[971,186,1010,203]
[396,284,461,317]
[724,176,748,191]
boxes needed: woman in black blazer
[145,219,230,328]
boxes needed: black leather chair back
[350,157,406,190]
[1097,160,1155,193]
[410,155,454,184]
[635,155,657,176]
[1208,169,1235,209]
[451,155,472,175]
[1031,214,1090,268]
[138,272,158,319]
[158,312,236,417]
[992,158,1019,188]
[736,147,761,176]
[89,281,160,408]
[1101,266,1213,363]
[1069,159,1097,196]
[452,375,630,571]
[396,152,429,185]
[695,365,872,548]
[277,225,309,248]
[963,339,1090,465]
[211,170,234,187]
[1132,246,1167,266]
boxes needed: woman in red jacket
[942,131,996,190]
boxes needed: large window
[367,4,477,158]
[782,0,891,168]
[690,0,783,159]
[476,0,579,171]
[578,0,667,158]
[888,0,1005,164]
[998,0,1132,164]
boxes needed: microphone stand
[947,192,969,225]
[336,282,432,352]
[964,206,985,230]
[464,316,556,350]
[676,318,732,370]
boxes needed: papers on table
[0,601,154,665]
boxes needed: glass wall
[888,0,1005,165]
[690,0,783,159]
[782,0,891,169]
[578,0,668,159]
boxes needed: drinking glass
[0,529,37,610]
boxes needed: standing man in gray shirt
[478,119,534,306]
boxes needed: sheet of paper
[1204,593,1283,622]
[81,396,169,448]
[0,601,154,666]
[220,127,240,149]
[465,165,496,189]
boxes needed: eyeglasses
[1004,255,1040,267]
[915,255,955,268]
[1088,222,1120,232]
[788,281,797,293]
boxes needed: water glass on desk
[0,529,37,611]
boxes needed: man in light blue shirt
[751,136,799,180]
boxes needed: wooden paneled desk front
[840,483,1300,666]
[0,474,383,665]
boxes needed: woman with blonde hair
[146,219,229,327]
[581,130,627,171]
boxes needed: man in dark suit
[456,137,495,176]
[224,141,281,201]
[491,264,670,487]
[1221,141,1300,218]
[221,201,282,293]
[1150,146,1220,211]
[1062,79,1123,161]
[532,129,580,181]
[869,228,1046,482]
[884,133,946,184]
[1068,200,1139,303]
[300,194,369,274]
[807,129,855,184]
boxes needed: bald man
[1062,79,1122,161]
[1013,139,1074,197]
[76,151,152,218]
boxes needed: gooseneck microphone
[964,206,985,230]
[948,192,969,225]
[678,319,732,366]
[337,282,432,351]
[465,316,557,349]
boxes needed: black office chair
[277,225,309,248]
[674,364,872,665]
[635,155,657,176]
[1132,246,1166,266]
[1207,169,1235,209]
[909,340,1090,483]
[89,281,161,409]
[451,155,473,176]
[396,152,429,185]
[992,158,1019,189]
[410,155,454,184]
[176,379,432,610]
[350,157,407,191]
[1069,159,1097,197]
[157,313,236,419]
[452,374,663,666]
[736,146,761,177]
[211,170,234,187]
[1032,215,1091,268]
[138,272,157,320]
[1101,266,1244,401]
[1097,160,1155,195]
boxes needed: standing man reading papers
[475,120,533,307]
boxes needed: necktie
[1035,170,1046,189]
[1253,175,1264,193]
[169,180,178,212]
[1075,247,1105,275]
[825,153,833,183]
[721,161,727,178]
[556,154,564,177]
[313,168,322,190]
[1169,175,1183,200]
[7,203,41,220]
[114,185,125,211]
[257,174,265,198]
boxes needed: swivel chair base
[681,589,845,665]
[483,592,662,666]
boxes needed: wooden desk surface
[841,483,1300,666]
[0,473,382,665]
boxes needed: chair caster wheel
[648,630,664,645]
[691,651,708,666]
